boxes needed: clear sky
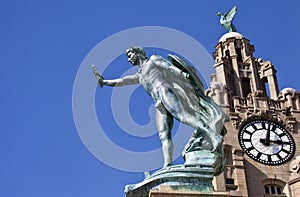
[1,1,300,196]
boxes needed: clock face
[238,119,295,165]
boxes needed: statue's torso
[138,59,168,103]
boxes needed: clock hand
[259,123,271,146]
[269,139,284,145]
[265,123,271,146]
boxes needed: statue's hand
[92,65,104,88]
[97,75,104,88]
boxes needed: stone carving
[206,81,227,94]
[289,155,300,175]
[286,117,297,133]
[277,88,297,101]
[229,112,241,129]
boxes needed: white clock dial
[238,120,295,165]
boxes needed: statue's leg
[155,103,174,167]
[159,86,222,152]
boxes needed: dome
[277,87,298,100]
[280,87,297,94]
[219,32,244,42]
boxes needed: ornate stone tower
[207,32,300,197]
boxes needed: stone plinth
[125,165,215,197]
[149,186,230,197]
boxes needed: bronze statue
[217,6,237,32]
[93,46,228,167]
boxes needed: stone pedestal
[149,187,230,197]
[125,164,215,197]
[125,147,226,197]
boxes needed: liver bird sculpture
[217,6,237,32]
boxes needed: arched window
[264,184,283,195]
[262,179,286,196]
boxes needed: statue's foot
[163,161,173,168]
[144,171,150,180]
[182,139,193,158]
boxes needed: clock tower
[207,32,300,196]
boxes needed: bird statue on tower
[217,6,237,32]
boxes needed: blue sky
[1,1,300,196]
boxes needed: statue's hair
[126,46,146,57]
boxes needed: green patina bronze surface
[217,6,237,32]
[93,46,228,195]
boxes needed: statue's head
[216,12,223,16]
[126,46,147,65]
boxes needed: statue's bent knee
[158,130,172,142]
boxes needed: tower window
[262,178,286,196]
[225,50,230,57]
[271,185,275,194]
[225,178,234,185]
[277,187,282,194]
[264,81,270,97]
[236,48,243,62]
[261,77,271,97]
[265,186,270,194]
[241,78,251,97]
[264,184,284,195]
[225,178,237,191]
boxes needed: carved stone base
[125,165,215,197]
[149,187,230,197]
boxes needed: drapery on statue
[92,46,228,167]
[217,6,237,32]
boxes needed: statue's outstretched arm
[103,73,139,87]
[92,65,139,87]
